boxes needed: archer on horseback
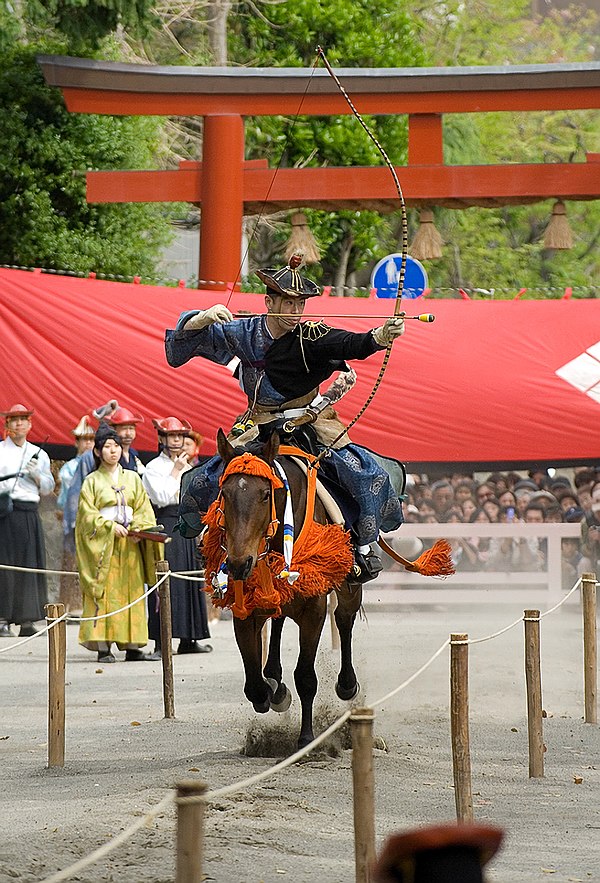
[164,253,406,583]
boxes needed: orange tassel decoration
[401,539,455,576]
[378,536,455,577]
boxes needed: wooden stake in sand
[46,602,66,768]
[581,572,598,725]
[450,633,473,821]
[524,610,544,778]
[157,560,175,719]
[350,707,376,883]
[176,780,207,883]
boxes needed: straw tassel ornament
[409,208,444,260]
[543,200,573,250]
[285,212,321,265]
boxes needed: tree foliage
[0,0,172,278]
[411,0,600,295]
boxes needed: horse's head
[216,428,280,581]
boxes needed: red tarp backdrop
[0,268,598,466]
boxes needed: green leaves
[0,43,171,276]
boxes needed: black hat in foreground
[257,253,320,299]
[373,822,504,883]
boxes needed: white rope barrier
[15,568,594,882]
[0,571,171,654]
[40,793,175,883]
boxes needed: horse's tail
[377,537,455,577]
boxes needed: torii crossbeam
[39,56,600,287]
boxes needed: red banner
[1,268,599,466]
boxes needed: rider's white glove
[372,314,406,347]
[184,304,233,331]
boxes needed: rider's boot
[350,544,383,584]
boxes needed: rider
[165,255,406,582]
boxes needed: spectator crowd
[0,400,213,663]
[398,467,600,585]
[1,397,599,647]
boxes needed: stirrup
[350,549,383,584]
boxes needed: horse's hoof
[336,679,360,701]
[297,734,314,750]
[265,677,279,693]
[252,699,271,714]
[270,685,292,713]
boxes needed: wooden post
[450,633,473,822]
[261,619,270,669]
[46,603,66,768]
[176,780,207,883]
[524,610,544,777]
[157,561,175,719]
[350,707,376,883]
[581,572,598,724]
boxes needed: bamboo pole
[157,561,175,719]
[175,780,208,883]
[581,572,598,725]
[46,603,66,768]
[450,633,473,821]
[524,610,544,777]
[350,707,376,883]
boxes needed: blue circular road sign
[370,253,428,299]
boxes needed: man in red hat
[165,256,406,582]
[142,417,212,657]
[0,404,55,637]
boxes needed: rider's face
[265,295,306,336]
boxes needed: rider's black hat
[256,254,321,299]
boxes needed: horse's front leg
[294,597,328,749]
[233,613,272,714]
[334,581,362,701]
[263,616,292,712]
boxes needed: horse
[205,428,362,749]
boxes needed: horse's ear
[263,430,280,464]
[217,428,236,464]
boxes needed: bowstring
[310,46,408,465]
[224,54,321,311]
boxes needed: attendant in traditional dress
[142,417,212,657]
[76,425,159,663]
[56,415,96,614]
[0,404,55,637]
[165,255,406,582]
[64,403,145,541]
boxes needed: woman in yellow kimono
[76,425,159,663]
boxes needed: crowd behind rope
[2,398,599,646]
[0,400,214,661]
[395,467,600,587]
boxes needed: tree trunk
[334,232,354,296]
[207,0,231,65]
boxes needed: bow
[311,47,409,459]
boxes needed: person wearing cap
[142,417,212,657]
[76,425,160,663]
[0,404,55,637]
[63,403,145,542]
[56,415,96,615]
[165,256,406,583]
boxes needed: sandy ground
[1,587,599,883]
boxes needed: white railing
[373,522,582,605]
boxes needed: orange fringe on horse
[202,451,354,619]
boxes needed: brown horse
[212,429,362,749]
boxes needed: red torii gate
[39,56,600,287]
